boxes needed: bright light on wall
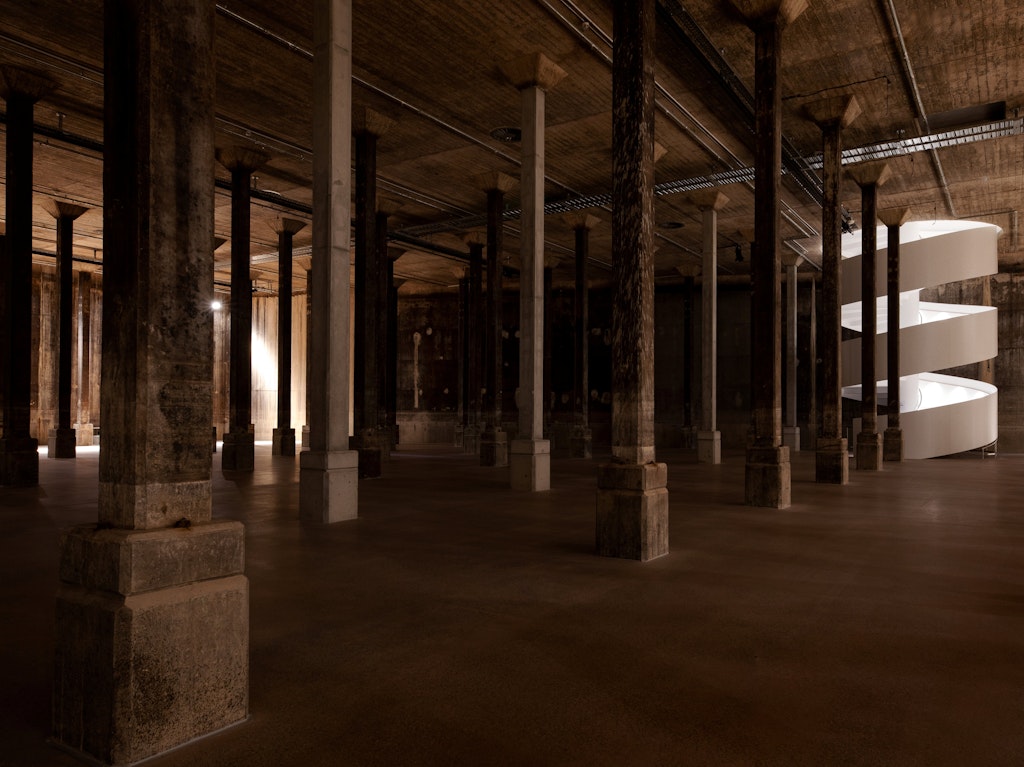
[211,299,223,311]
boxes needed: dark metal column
[75,271,94,446]
[464,238,484,454]
[217,146,268,472]
[570,215,598,459]
[272,218,306,457]
[881,206,910,462]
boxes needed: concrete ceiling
[2,0,1022,297]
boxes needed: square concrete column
[52,2,248,763]
[805,94,860,484]
[1,67,56,487]
[74,271,95,446]
[300,0,360,523]
[462,235,485,455]
[567,214,599,459]
[478,172,516,468]
[730,0,807,508]
[880,206,911,462]
[217,145,269,472]
[503,53,565,492]
[597,0,668,561]
[849,161,892,471]
[781,250,803,452]
[376,201,400,459]
[688,190,728,464]
[272,218,307,457]
[44,200,89,459]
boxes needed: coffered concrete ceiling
[2,0,1022,296]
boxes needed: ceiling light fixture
[489,126,522,143]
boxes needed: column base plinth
[815,437,849,484]
[782,425,801,452]
[73,422,95,447]
[0,436,39,487]
[570,425,592,459]
[299,449,359,523]
[53,522,248,766]
[745,445,791,508]
[855,431,882,471]
[510,439,550,491]
[697,430,721,464]
[272,428,296,457]
[883,427,903,462]
[480,427,508,467]
[49,427,78,459]
[463,424,480,455]
[221,429,255,472]
[596,461,669,561]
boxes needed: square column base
[48,427,78,459]
[855,431,882,471]
[883,427,903,462]
[301,425,310,448]
[221,429,255,472]
[299,449,359,523]
[53,522,248,766]
[480,427,509,467]
[745,446,791,508]
[349,430,383,479]
[463,424,480,455]
[272,428,296,457]
[510,439,551,491]
[697,430,721,464]
[782,426,801,452]
[73,422,95,447]
[570,425,592,459]
[0,436,39,486]
[596,462,669,561]
[815,437,849,484]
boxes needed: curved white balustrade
[836,220,1000,458]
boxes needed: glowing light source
[211,300,223,311]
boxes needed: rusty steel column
[596,0,668,561]
[44,201,89,459]
[849,161,891,471]
[732,0,806,508]
[781,250,803,452]
[272,218,306,457]
[880,206,910,462]
[74,271,94,446]
[806,95,860,484]
[217,145,268,473]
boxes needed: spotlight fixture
[489,126,522,142]
[734,243,743,263]
[211,299,223,311]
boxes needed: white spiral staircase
[838,220,1000,459]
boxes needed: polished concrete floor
[3,443,1024,766]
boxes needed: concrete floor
[3,443,1024,766]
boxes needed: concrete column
[300,0,360,523]
[781,250,803,451]
[479,172,516,467]
[43,201,88,459]
[52,2,248,762]
[272,218,306,456]
[74,271,94,445]
[849,161,892,471]
[1,68,55,486]
[352,108,393,479]
[880,206,911,462]
[387,273,403,451]
[376,202,400,459]
[302,266,312,449]
[502,54,564,492]
[732,0,806,508]
[217,145,268,472]
[689,190,728,464]
[463,235,485,454]
[597,0,668,561]
[806,94,860,484]
[568,214,599,459]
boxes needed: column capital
[213,236,227,252]
[804,94,862,130]
[44,200,89,221]
[847,160,892,189]
[566,212,601,231]
[475,170,517,194]
[675,263,701,279]
[377,198,403,217]
[728,0,808,26]
[273,217,307,236]
[0,66,58,101]
[353,106,395,137]
[544,254,561,270]
[878,207,912,227]
[463,230,487,247]
[686,189,729,212]
[216,145,269,173]
[653,141,668,165]
[501,52,567,91]
[780,250,804,268]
